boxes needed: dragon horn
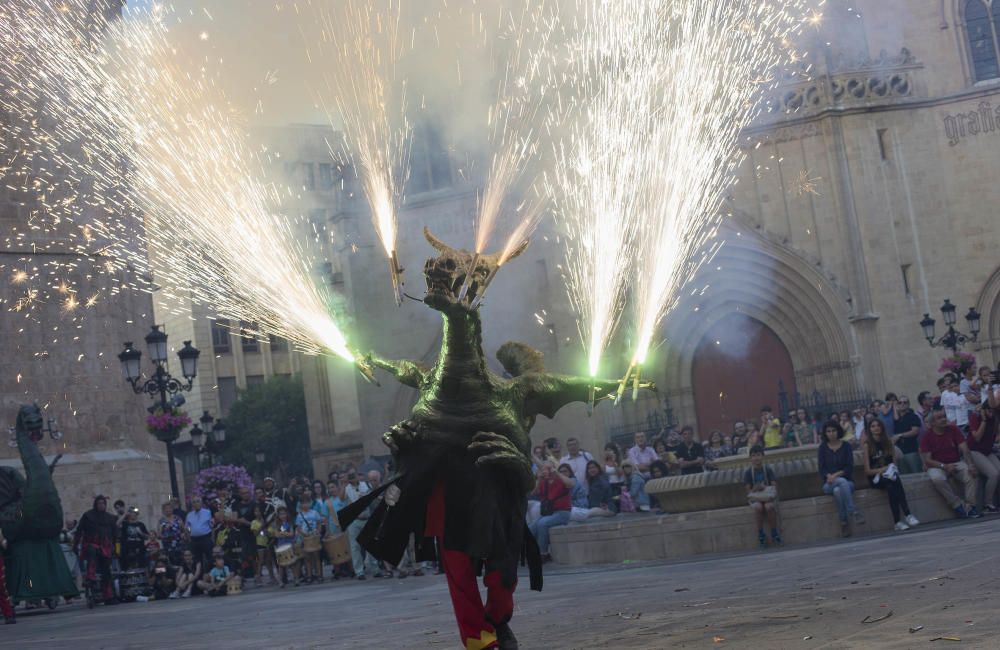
[423,226,452,254]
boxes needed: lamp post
[118,324,200,500]
[919,299,981,356]
[191,411,226,470]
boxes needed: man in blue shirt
[185,496,214,571]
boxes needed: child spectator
[149,558,176,600]
[197,556,235,597]
[744,445,781,549]
[171,549,201,598]
[270,506,299,587]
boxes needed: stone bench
[549,474,958,566]
[646,452,868,514]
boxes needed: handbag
[619,487,636,513]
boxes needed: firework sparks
[792,169,823,196]
[1,1,355,361]
[306,0,411,305]
[628,0,811,368]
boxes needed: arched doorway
[691,313,796,438]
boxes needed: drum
[276,543,299,567]
[302,532,322,553]
[323,533,351,564]
[118,568,150,602]
[226,575,243,595]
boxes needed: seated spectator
[149,558,176,600]
[648,460,670,511]
[968,402,1000,513]
[675,426,705,475]
[585,460,616,514]
[863,418,919,531]
[603,443,623,489]
[892,395,924,474]
[558,464,589,510]
[920,407,980,518]
[197,556,236,597]
[543,437,562,462]
[818,420,865,537]
[731,420,748,451]
[528,461,573,562]
[531,445,548,475]
[744,423,762,451]
[781,422,801,448]
[703,431,730,469]
[171,549,201,598]
[627,431,658,478]
[744,445,781,549]
[794,408,817,445]
[619,461,651,512]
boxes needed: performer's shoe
[495,622,518,650]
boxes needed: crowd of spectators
[59,466,434,606]
[527,362,1000,553]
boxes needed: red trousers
[0,554,14,619]
[427,482,516,650]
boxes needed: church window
[966,0,1000,81]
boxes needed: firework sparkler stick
[354,353,381,387]
[632,365,642,402]
[457,253,480,303]
[469,264,499,310]
[614,362,636,406]
[388,251,404,307]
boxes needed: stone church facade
[303,0,1000,467]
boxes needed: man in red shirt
[920,407,980,518]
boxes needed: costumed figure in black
[0,404,79,610]
[341,229,653,650]
[74,495,118,604]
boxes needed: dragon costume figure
[341,228,652,650]
[0,404,78,605]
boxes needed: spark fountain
[306,0,412,306]
[0,1,359,367]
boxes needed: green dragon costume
[341,228,652,650]
[0,404,78,603]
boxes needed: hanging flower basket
[145,406,191,443]
[938,352,976,375]
[191,465,254,501]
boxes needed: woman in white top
[603,442,623,485]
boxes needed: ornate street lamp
[919,299,981,355]
[118,324,201,499]
[192,412,225,470]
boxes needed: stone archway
[691,314,796,436]
[975,264,1000,368]
[650,224,862,432]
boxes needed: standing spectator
[171,549,201,598]
[941,375,974,431]
[620,461,651,512]
[781,422,800,448]
[158,502,185,566]
[892,395,924,474]
[627,431,658,478]
[250,505,272,586]
[75,495,117,604]
[920,407,980,518]
[60,519,81,594]
[675,426,705,475]
[296,492,323,584]
[760,406,782,449]
[837,411,852,440]
[0,527,15,623]
[876,396,897,439]
[916,391,936,429]
[185,496,214,574]
[347,471,383,580]
[967,403,1000,513]
[862,419,919,531]
[119,507,149,571]
[744,445,781,549]
[745,423,762,450]
[544,437,562,461]
[603,443,624,494]
[559,437,594,491]
[528,461,572,562]
[818,420,865,537]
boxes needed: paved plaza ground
[6,517,1000,649]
